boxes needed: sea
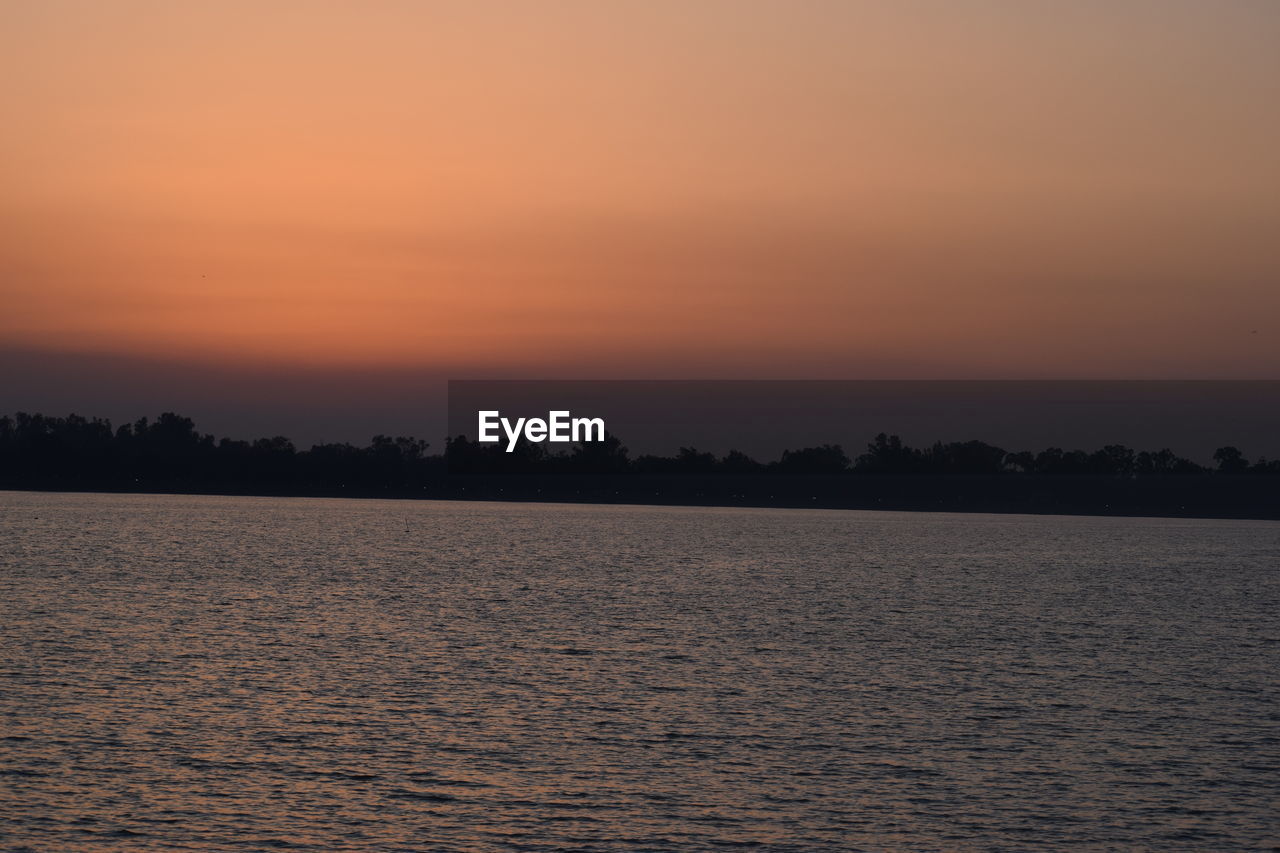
[2,492,1277,851]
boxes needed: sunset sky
[3,1,1279,434]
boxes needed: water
[1,492,1277,851]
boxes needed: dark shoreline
[7,411,1279,520]
[5,472,1278,521]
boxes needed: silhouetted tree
[721,449,764,473]
[1090,445,1137,477]
[1134,448,1203,476]
[922,440,1008,474]
[855,434,920,473]
[1005,450,1036,473]
[1033,447,1091,475]
[1214,446,1248,473]
[774,444,850,474]
[565,430,629,473]
[1252,456,1280,475]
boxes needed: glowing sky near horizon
[2,1,1278,377]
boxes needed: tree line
[444,429,1280,476]
[2,411,1278,498]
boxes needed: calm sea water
[1,492,1278,851]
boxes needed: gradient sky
[3,0,1279,383]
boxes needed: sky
[2,1,1279,439]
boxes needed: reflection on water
[1,492,1278,850]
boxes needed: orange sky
[3,1,1278,377]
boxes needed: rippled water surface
[2,492,1278,851]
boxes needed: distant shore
[5,411,1277,520]
[5,473,1277,521]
